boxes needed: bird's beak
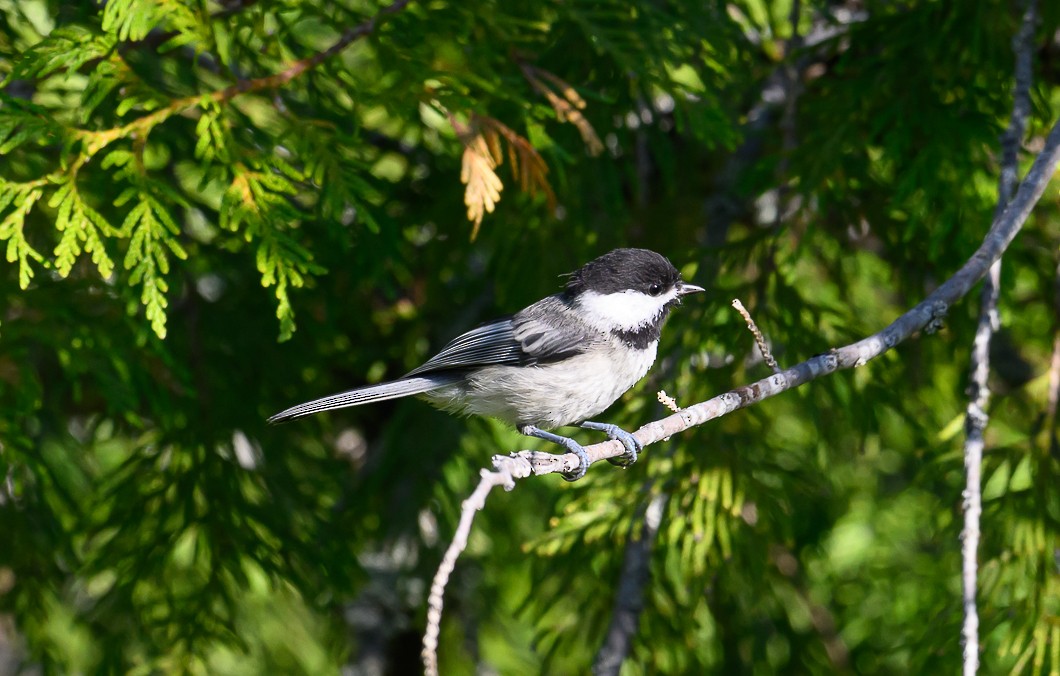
[677,282,705,296]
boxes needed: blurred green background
[1,0,1059,673]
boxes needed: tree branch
[420,112,1060,672]
[212,0,412,101]
[74,0,413,161]
[421,464,531,676]
[961,2,1037,673]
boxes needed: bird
[269,248,703,480]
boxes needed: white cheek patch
[576,289,677,331]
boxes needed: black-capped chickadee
[269,248,703,480]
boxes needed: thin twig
[732,298,781,374]
[421,116,1060,674]
[421,462,530,676]
[960,2,1036,673]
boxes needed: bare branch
[961,2,1036,673]
[421,462,531,676]
[420,110,1060,673]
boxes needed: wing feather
[405,319,525,375]
[404,296,602,377]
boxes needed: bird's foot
[517,424,591,481]
[579,421,641,467]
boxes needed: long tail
[267,374,459,424]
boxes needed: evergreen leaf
[0,182,44,288]
[121,195,184,338]
[8,26,116,82]
[50,179,115,279]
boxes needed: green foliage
[50,178,115,279]
[2,0,1060,673]
[0,179,44,287]
[7,25,115,83]
[101,0,205,46]
[220,165,324,341]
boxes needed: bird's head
[565,248,704,333]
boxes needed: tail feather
[268,375,458,424]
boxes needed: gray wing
[405,296,601,377]
[405,319,525,375]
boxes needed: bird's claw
[518,424,591,481]
[561,444,591,482]
[580,421,641,468]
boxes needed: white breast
[423,341,659,429]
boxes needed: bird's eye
[648,283,664,296]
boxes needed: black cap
[564,248,681,297]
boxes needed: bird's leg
[518,424,591,481]
[578,421,641,468]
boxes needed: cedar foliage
[1,0,1059,673]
